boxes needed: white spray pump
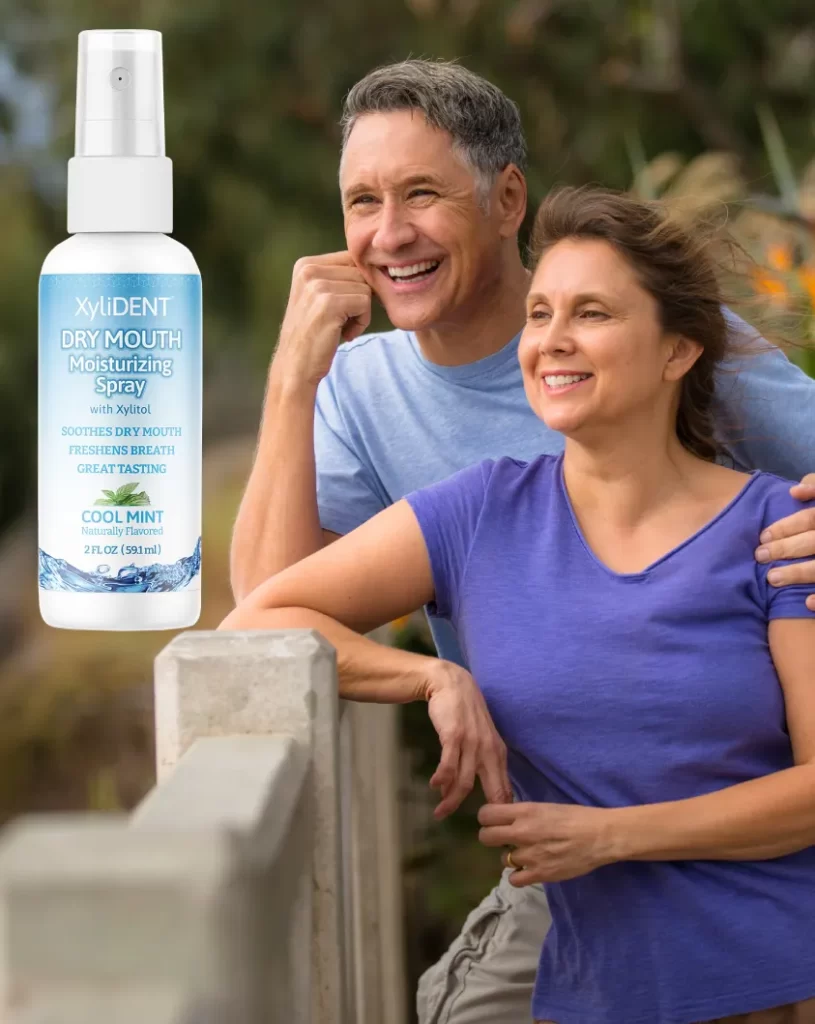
[69,30,172,232]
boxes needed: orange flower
[767,243,793,272]
[751,268,789,304]
[798,265,815,309]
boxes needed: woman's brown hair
[528,186,733,461]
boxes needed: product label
[38,273,202,593]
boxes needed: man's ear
[495,164,527,238]
[663,334,704,382]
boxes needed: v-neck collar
[557,456,761,580]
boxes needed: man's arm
[230,369,340,603]
[717,312,815,608]
[230,253,370,603]
[716,311,815,481]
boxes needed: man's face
[340,110,504,331]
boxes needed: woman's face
[518,238,698,442]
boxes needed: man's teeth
[544,374,592,387]
[387,260,440,280]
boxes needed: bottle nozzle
[75,30,165,158]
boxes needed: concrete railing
[0,629,407,1024]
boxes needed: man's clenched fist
[274,251,372,388]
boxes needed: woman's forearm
[611,763,815,862]
[218,603,443,704]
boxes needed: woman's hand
[424,660,513,820]
[478,801,619,885]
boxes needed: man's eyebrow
[400,173,445,188]
[342,173,445,201]
[342,182,372,201]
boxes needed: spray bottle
[39,30,202,629]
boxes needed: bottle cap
[75,29,165,157]
[68,30,172,233]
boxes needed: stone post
[153,629,348,1024]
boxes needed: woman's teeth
[386,260,440,282]
[544,374,592,388]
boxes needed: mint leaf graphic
[92,482,151,507]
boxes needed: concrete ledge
[154,629,336,783]
[0,816,231,1021]
[0,628,407,1024]
[5,988,219,1024]
[153,629,346,1023]
[132,735,307,868]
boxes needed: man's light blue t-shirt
[313,317,815,666]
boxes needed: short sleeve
[314,375,388,535]
[713,310,815,480]
[404,459,495,621]
[757,481,815,621]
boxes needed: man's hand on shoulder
[755,472,815,612]
[273,251,372,391]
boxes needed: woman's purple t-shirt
[405,454,815,1024]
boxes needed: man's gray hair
[340,59,527,203]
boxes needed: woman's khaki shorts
[417,868,550,1024]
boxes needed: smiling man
[230,60,815,1024]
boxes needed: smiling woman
[519,186,734,463]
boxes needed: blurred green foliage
[3,0,815,532]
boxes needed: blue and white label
[38,273,202,593]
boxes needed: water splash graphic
[38,538,201,593]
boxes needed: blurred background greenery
[1,0,815,1016]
